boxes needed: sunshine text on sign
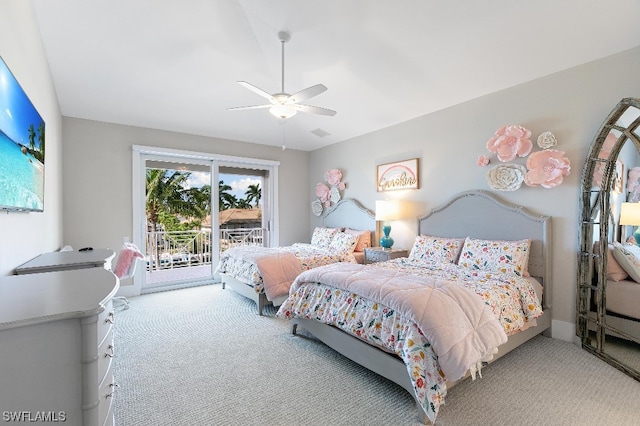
[378,172,418,191]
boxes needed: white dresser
[0,268,119,425]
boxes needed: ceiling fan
[228,31,336,120]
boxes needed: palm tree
[235,198,252,209]
[28,124,36,151]
[219,180,237,210]
[245,183,261,208]
[146,169,209,230]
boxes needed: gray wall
[61,117,310,254]
[0,1,63,275]
[309,46,640,340]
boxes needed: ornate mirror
[578,97,640,381]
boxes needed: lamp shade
[269,105,297,119]
[620,202,640,226]
[375,200,401,221]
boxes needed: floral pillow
[329,232,360,254]
[408,235,465,265]
[611,242,640,283]
[311,227,341,249]
[344,228,372,252]
[457,237,530,277]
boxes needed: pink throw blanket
[289,262,508,381]
[114,244,143,279]
[223,246,301,301]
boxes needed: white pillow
[408,235,465,265]
[457,237,530,277]
[310,227,340,249]
[611,242,640,283]
[329,232,359,254]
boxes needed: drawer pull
[104,344,115,358]
[106,383,119,398]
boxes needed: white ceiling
[31,0,640,151]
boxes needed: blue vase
[380,224,394,249]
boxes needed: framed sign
[376,158,419,192]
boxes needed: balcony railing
[146,228,263,272]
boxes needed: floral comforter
[276,258,543,423]
[215,243,357,300]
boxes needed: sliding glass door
[132,146,279,294]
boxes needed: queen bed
[276,190,552,424]
[216,198,376,315]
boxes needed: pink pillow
[593,242,628,282]
[344,228,372,252]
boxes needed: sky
[0,56,45,148]
[187,171,261,201]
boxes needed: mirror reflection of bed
[578,97,640,382]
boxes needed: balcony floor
[145,264,217,287]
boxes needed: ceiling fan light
[269,105,297,119]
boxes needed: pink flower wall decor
[486,125,533,162]
[324,169,342,186]
[628,167,640,202]
[592,132,618,187]
[524,149,571,188]
[477,155,490,167]
[315,182,330,204]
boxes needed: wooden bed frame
[290,190,552,423]
[221,198,376,315]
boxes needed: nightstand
[364,247,408,264]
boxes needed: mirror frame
[578,97,640,382]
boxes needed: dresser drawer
[97,299,115,346]
[99,363,116,425]
[98,327,115,384]
[102,396,115,426]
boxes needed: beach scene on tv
[0,56,45,212]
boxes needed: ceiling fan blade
[237,81,276,102]
[289,84,327,103]
[227,104,272,111]
[293,104,337,116]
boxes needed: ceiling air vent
[311,128,330,138]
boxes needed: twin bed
[216,198,375,315]
[276,190,552,424]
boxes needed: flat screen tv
[0,56,45,212]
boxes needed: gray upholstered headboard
[322,198,376,243]
[418,190,552,307]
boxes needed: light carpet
[113,284,640,425]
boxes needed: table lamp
[375,200,401,249]
[619,202,640,244]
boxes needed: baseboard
[551,319,581,345]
